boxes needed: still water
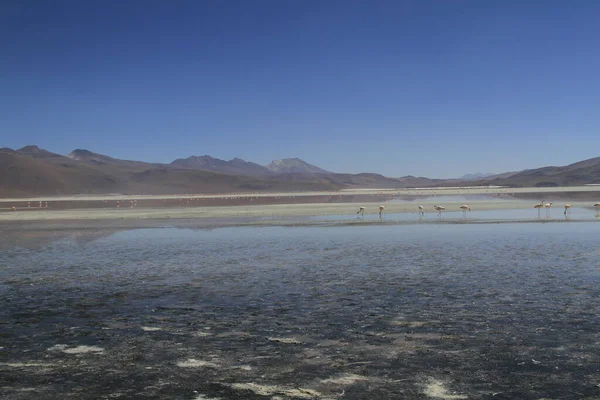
[312,204,599,222]
[2,222,600,399]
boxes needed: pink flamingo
[534,200,544,217]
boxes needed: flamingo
[564,204,571,215]
[418,205,424,215]
[534,200,544,217]
[357,207,365,218]
[460,204,471,216]
[378,205,385,218]
[544,202,553,217]
[433,205,445,217]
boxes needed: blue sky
[2,1,600,178]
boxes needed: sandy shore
[1,186,599,222]
[2,185,600,203]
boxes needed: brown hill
[0,150,121,197]
[326,173,408,188]
[68,149,158,170]
[266,158,331,174]
[171,155,272,177]
[395,175,455,188]
[475,157,600,187]
[130,168,341,194]
[18,145,65,159]
[3,145,599,197]
[0,148,341,197]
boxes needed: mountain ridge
[1,145,599,197]
[170,155,272,177]
[266,158,331,175]
[471,157,600,187]
[68,149,157,169]
[458,172,495,180]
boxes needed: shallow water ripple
[2,223,600,399]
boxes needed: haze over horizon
[2,1,600,179]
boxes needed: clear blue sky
[2,1,600,178]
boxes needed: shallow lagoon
[2,220,600,399]
[313,204,599,223]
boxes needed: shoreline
[1,186,599,223]
[1,200,598,223]
[2,185,600,203]
[0,200,536,222]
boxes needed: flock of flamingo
[3,198,600,218]
[356,201,600,219]
[533,200,600,217]
[357,204,472,218]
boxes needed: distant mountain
[266,158,331,174]
[131,167,340,194]
[172,155,331,177]
[2,144,599,197]
[458,172,495,181]
[68,149,121,163]
[0,149,122,197]
[271,172,402,189]
[395,175,456,187]
[0,146,341,197]
[480,171,520,180]
[475,157,600,187]
[170,155,272,177]
[68,149,155,169]
[18,145,64,158]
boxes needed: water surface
[2,222,600,399]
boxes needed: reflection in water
[2,223,600,398]
[0,228,120,250]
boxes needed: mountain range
[1,145,599,197]
[458,172,496,180]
